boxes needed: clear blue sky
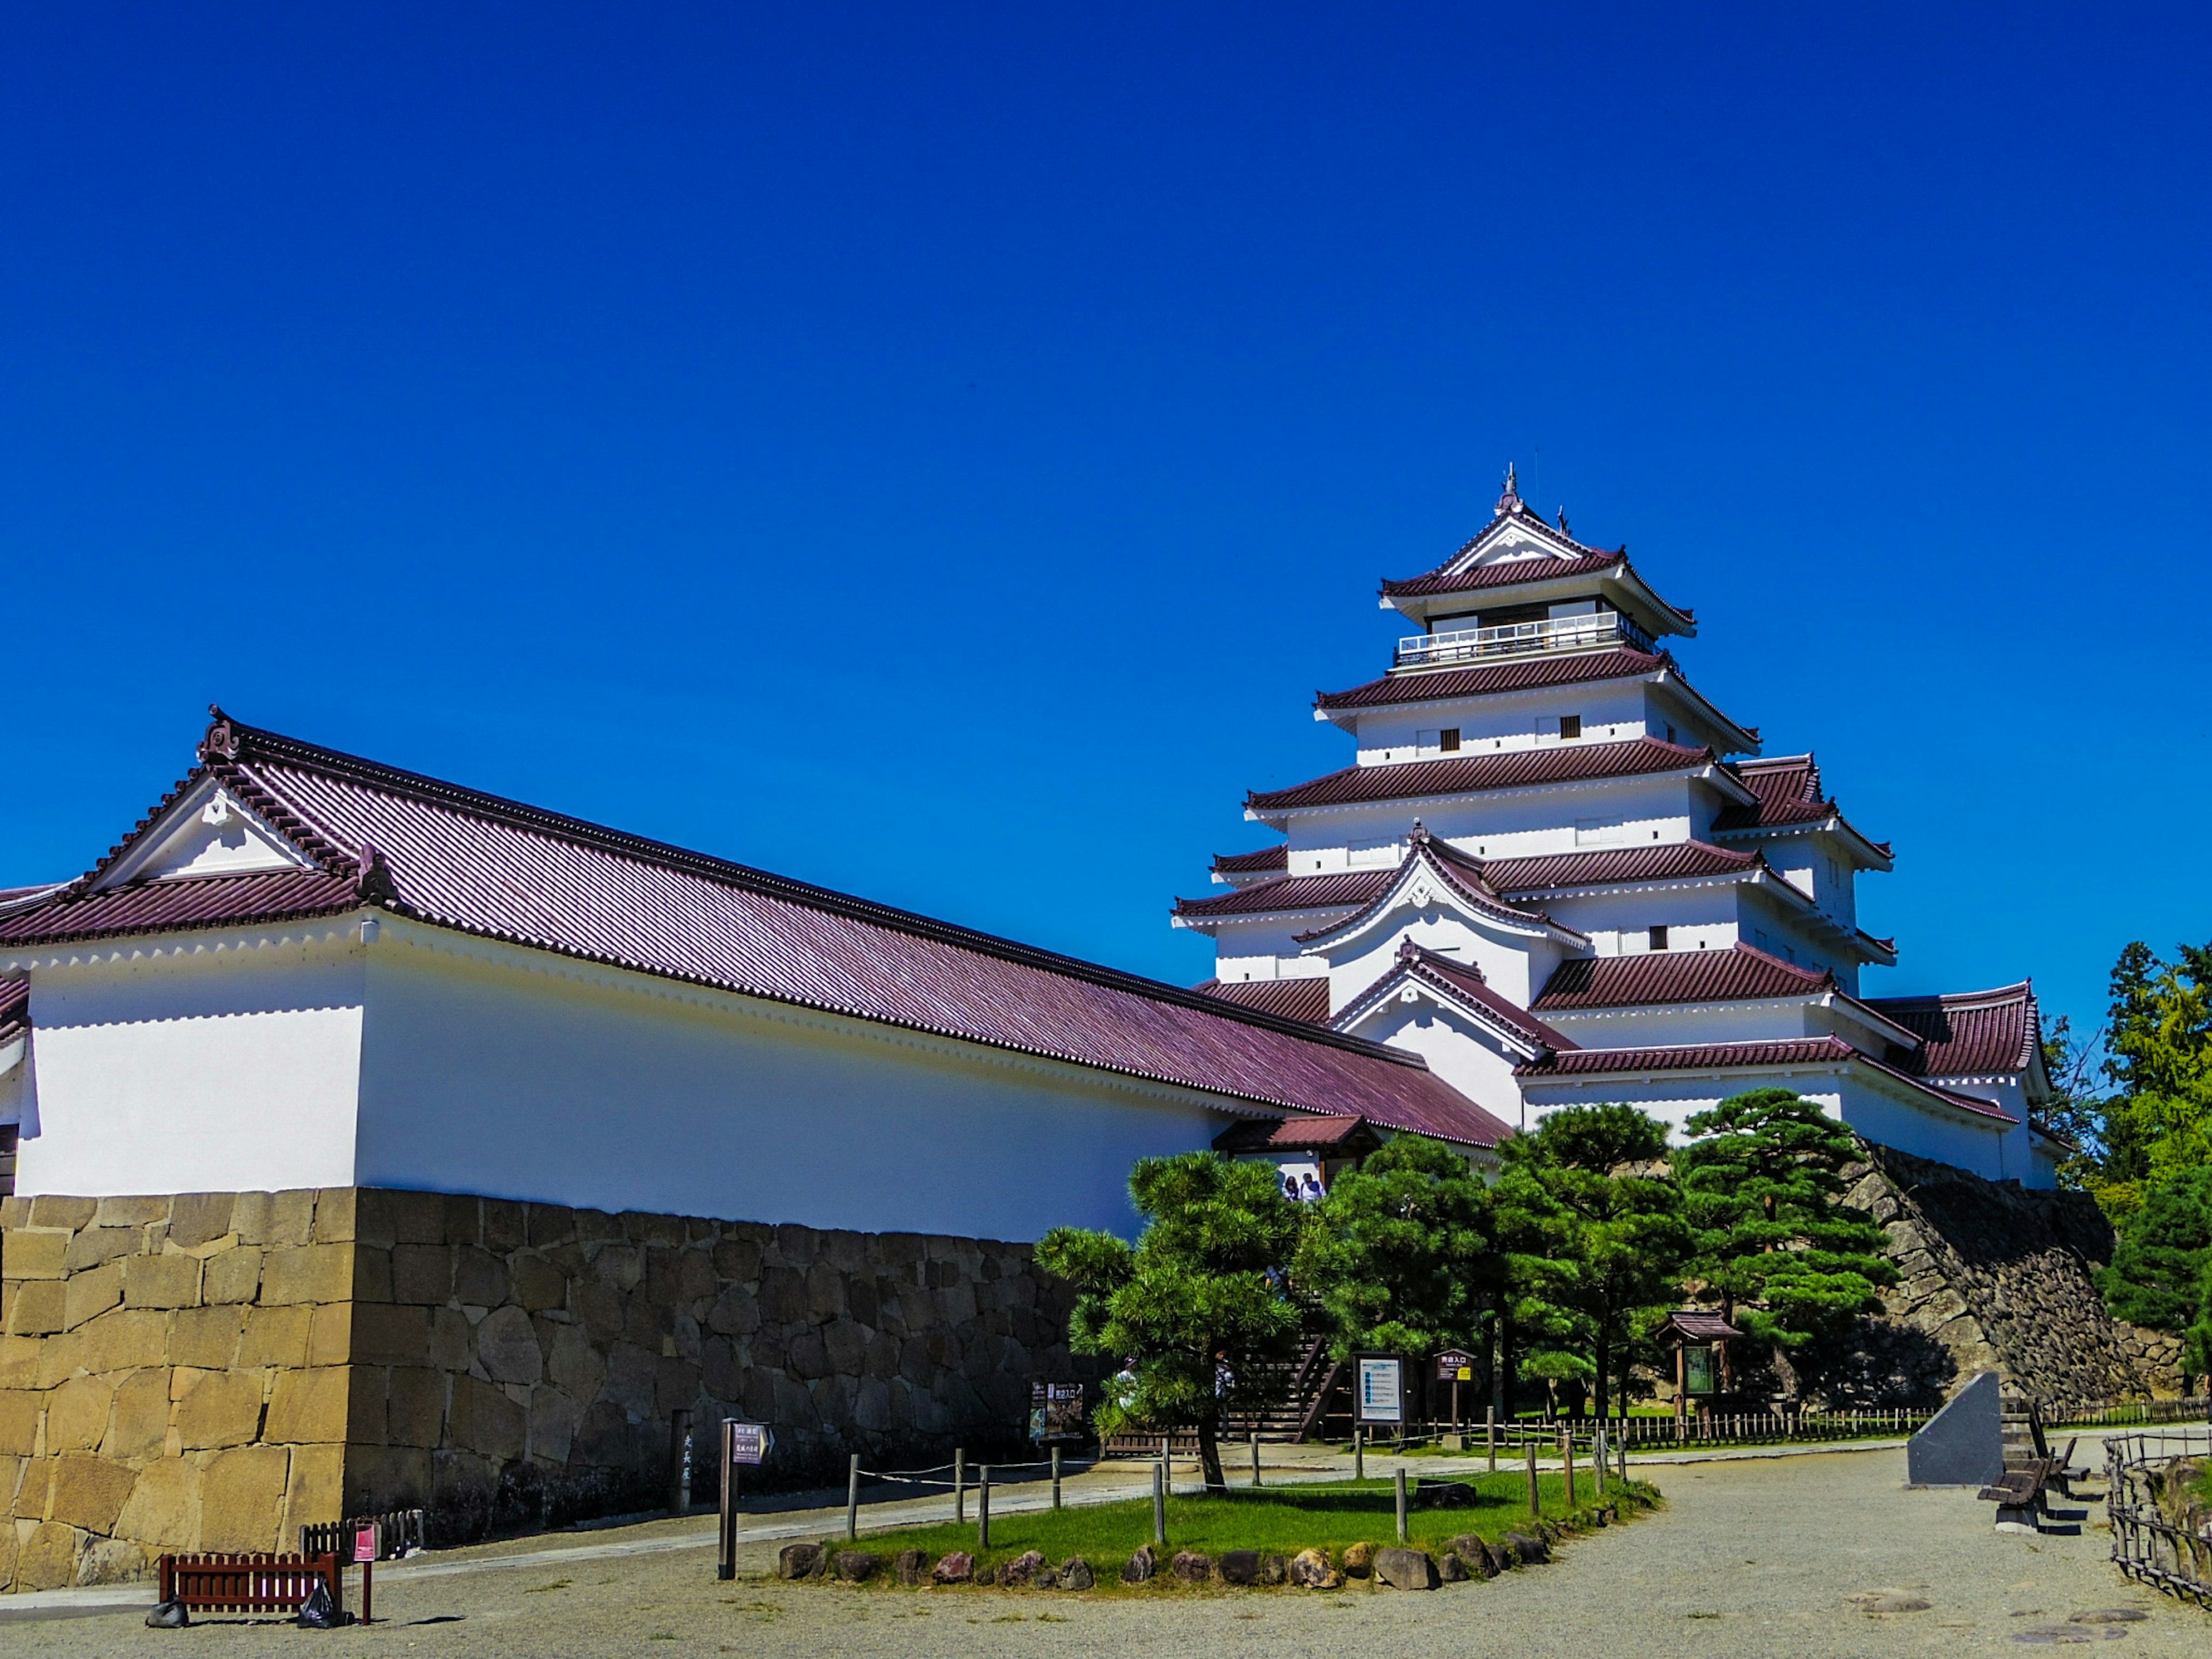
[3,5,2207,1048]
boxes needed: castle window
[1440,728,1460,752]
[0,1125,16,1198]
[1649,926,1670,951]
[1560,715,1582,740]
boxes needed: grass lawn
[793,1471,1657,1582]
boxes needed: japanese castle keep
[1177,467,2059,1188]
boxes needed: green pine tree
[2097,1166,2212,1334]
[1036,1152,1304,1493]
[1674,1089,1896,1387]
[1294,1133,1498,1362]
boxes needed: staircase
[1101,1335,1350,1455]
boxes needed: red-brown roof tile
[1866,983,2041,1077]
[1194,976,1333,1025]
[1316,647,1673,711]
[1515,1035,2018,1124]
[1211,846,1289,875]
[1291,831,1576,944]
[1211,1113,1384,1154]
[0,713,1508,1146]
[1532,944,1832,1011]
[0,868,368,948]
[1483,840,1758,893]
[1248,737,1722,815]
[1380,549,1624,598]
[1175,869,1395,921]
[1340,941,1577,1054]
[0,977,25,1047]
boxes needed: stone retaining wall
[2,1189,1089,1590]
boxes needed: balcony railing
[1395,609,1653,669]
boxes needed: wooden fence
[2106,1429,2212,1609]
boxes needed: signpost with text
[717,1421,772,1580]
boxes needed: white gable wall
[1339,996,1531,1130]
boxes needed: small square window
[1649,925,1670,951]
[1440,728,1460,752]
[1560,715,1582,740]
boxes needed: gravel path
[5,1441,2207,1656]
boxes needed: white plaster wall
[355,931,1233,1242]
[1345,1000,1530,1130]
[1354,685,1652,764]
[9,934,366,1197]
[1538,998,1824,1050]
[1324,912,1565,1011]
[0,1039,25,1124]
[1520,1070,1846,1142]
[1271,773,1699,864]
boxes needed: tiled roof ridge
[1865,980,2041,1074]
[1313,647,1673,711]
[1483,838,1758,893]
[1531,941,1835,1012]
[1391,940,1580,1052]
[1211,846,1289,874]
[198,712,1437,1073]
[1172,868,1393,921]
[1290,833,1581,946]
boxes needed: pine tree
[2098,1166,2212,1334]
[1675,1088,1896,1387]
[1294,1134,1498,1363]
[1036,1152,1304,1493]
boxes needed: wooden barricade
[158,1552,343,1616]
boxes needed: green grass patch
[790,1471,1655,1585]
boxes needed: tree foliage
[1035,1152,1304,1491]
[1492,1104,1691,1419]
[2097,1166,2212,1334]
[1675,1089,1896,1366]
[2090,941,2212,1219]
[1294,1134,1498,1362]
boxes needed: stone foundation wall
[1796,1147,2182,1409]
[0,1190,354,1593]
[3,1188,1088,1590]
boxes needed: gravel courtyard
[3,1442,2206,1657]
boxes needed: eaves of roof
[1484,839,1758,894]
[1515,1035,2018,1124]
[0,976,26,1047]
[1246,737,1744,817]
[1291,836,1585,949]
[1336,942,1576,1055]
[1865,982,2040,1077]
[1174,869,1393,922]
[1531,943,1833,1012]
[1194,976,1333,1026]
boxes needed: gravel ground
[5,1441,2207,1657]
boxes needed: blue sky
[3,4,2207,1048]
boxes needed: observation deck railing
[1395,609,1653,670]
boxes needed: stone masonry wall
[3,1188,1089,1589]
[0,1190,354,1593]
[342,1189,1091,1541]
[1799,1147,2183,1410]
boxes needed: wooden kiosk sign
[716,1421,774,1580]
[1434,1348,1475,1431]
[1660,1310,1743,1427]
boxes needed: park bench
[156,1552,344,1620]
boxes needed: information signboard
[1029,1381,1086,1442]
[1434,1349,1474,1382]
[728,1422,772,1466]
[1355,1355,1405,1425]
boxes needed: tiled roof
[1866,982,2041,1077]
[1315,647,1671,711]
[1379,548,1624,599]
[1713,754,1831,830]
[1516,1035,2019,1124]
[1175,869,1394,921]
[1248,737,1721,814]
[1291,830,1575,945]
[1212,1113,1384,1155]
[0,978,26,1047]
[1484,840,1758,893]
[1194,976,1333,1025]
[1346,941,1576,1054]
[1664,1310,1744,1342]
[0,713,1510,1146]
[1532,944,1832,1011]
[1211,846,1289,875]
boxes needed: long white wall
[10,929,366,1196]
[355,923,1232,1241]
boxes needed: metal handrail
[1396,610,1652,669]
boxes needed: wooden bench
[1978,1457,2055,1530]
[157,1552,343,1619]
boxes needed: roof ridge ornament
[1497,463,1522,516]
[200,705,240,764]
[355,842,397,906]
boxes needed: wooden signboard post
[717,1421,772,1580]
[1434,1349,1474,1441]
[353,1526,377,1623]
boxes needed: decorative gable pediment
[94,777,315,889]
[1296,834,1580,958]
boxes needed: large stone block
[26,1196,94,1229]
[312,1188,358,1245]
[511,1255,568,1312]
[264,1190,317,1249]
[76,1309,170,1374]
[202,1245,264,1305]
[0,1512,16,1590]
[391,1244,455,1305]
[448,1374,526,1461]
[382,1367,447,1448]
[14,1521,80,1590]
[48,1454,136,1533]
[94,1196,171,1229]
[101,1367,173,1460]
[123,1253,202,1310]
[452,1245,510,1307]
[544,1323,603,1399]
[0,1388,40,1455]
[238,1304,313,1368]
[260,1243,351,1306]
[45,1374,116,1453]
[199,1444,290,1552]
[176,1370,266,1450]
[351,1245,393,1304]
[168,1194,238,1251]
[427,1307,474,1370]
[5,1229,72,1282]
[62,1226,141,1272]
[483,1199,527,1255]
[350,1302,430,1368]
[171,1305,247,1370]
[308,1302,352,1368]
[286,1440,346,1528]
[528,1385,582,1464]
[266,1367,351,1444]
[476,1305,543,1385]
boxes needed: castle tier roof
[1211,1113,1381,1155]
[1532,943,1832,1011]
[1866,982,2041,1078]
[1515,1035,2019,1124]
[0,712,1513,1148]
[1711,753,1893,863]
[1380,547,1624,599]
[1248,736,1732,816]
[1211,846,1289,876]
[1482,840,1758,894]
[1316,647,1671,711]
[1194,976,1332,1025]
[1348,941,1576,1054]
[1176,870,1393,921]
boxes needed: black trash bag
[146,1600,191,1628]
[295,1580,353,1628]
